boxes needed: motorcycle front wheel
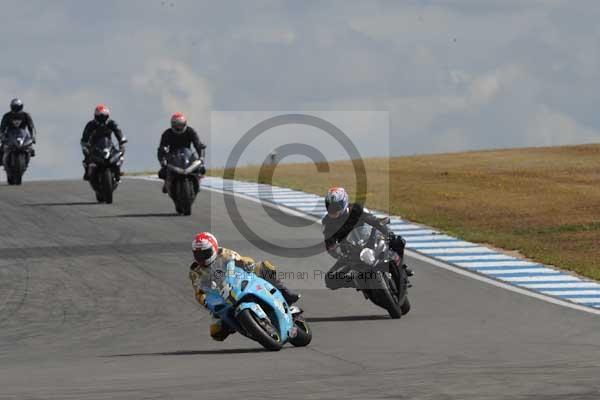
[368,271,403,319]
[237,309,283,351]
[175,178,194,216]
[13,153,26,185]
[101,168,114,204]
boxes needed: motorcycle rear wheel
[289,317,312,347]
[401,297,411,315]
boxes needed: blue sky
[2,0,599,178]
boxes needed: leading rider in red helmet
[80,104,127,181]
[188,232,300,341]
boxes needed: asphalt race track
[1,179,600,399]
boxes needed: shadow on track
[107,348,267,357]
[92,213,179,218]
[306,315,389,323]
[24,201,99,207]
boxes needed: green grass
[209,144,600,281]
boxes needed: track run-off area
[1,178,600,399]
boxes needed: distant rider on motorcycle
[80,104,127,181]
[188,232,300,341]
[321,187,409,289]
[0,98,36,165]
[157,112,206,193]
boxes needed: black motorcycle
[334,221,412,319]
[164,147,205,215]
[88,137,123,204]
[2,128,34,185]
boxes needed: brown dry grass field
[211,144,600,281]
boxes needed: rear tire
[401,297,411,315]
[289,318,312,347]
[101,168,114,204]
[238,309,283,351]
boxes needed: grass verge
[209,144,600,281]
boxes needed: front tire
[177,178,194,216]
[368,271,403,319]
[14,153,26,185]
[101,168,114,204]
[237,309,283,351]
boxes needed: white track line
[129,175,600,316]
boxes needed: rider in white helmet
[0,98,37,165]
[321,187,409,289]
[188,232,300,341]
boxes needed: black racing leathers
[80,119,127,179]
[321,203,406,289]
[1,111,36,138]
[157,127,206,179]
[81,119,126,149]
[0,111,36,164]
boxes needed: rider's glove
[327,244,343,259]
[386,232,406,254]
[160,158,167,167]
[81,144,90,155]
[386,231,396,244]
[119,145,125,155]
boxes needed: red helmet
[94,104,110,124]
[171,112,187,133]
[192,232,219,266]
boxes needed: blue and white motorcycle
[205,260,311,351]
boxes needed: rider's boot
[259,260,300,304]
[209,318,235,341]
[280,287,301,305]
[83,163,90,181]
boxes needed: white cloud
[2,1,600,178]
[231,26,296,45]
[526,106,600,146]
[468,64,522,106]
[132,60,212,121]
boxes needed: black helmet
[10,98,23,113]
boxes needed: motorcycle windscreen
[168,147,199,169]
[345,224,373,247]
[6,128,30,145]
[91,137,117,162]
